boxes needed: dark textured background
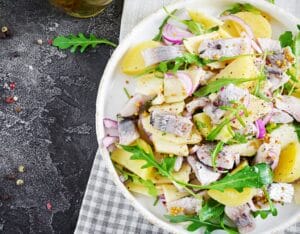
[0,0,123,233]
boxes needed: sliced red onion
[220,15,254,40]
[255,119,266,139]
[103,118,118,129]
[142,46,185,67]
[120,93,153,117]
[177,71,193,96]
[162,24,193,45]
[102,136,119,148]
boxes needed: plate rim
[95,0,300,233]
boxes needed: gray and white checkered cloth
[75,0,300,233]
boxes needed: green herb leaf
[211,142,225,170]
[153,9,177,41]
[268,0,275,4]
[221,3,260,16]
[115,165,157,197]
[228,133,248,144]
[123,87,131,99]
[279,31,294,48]
[198,199,225,221]
[206,118,231,141]
[194,77,259,97]
[200,163,273,192]
[52,33,116,53]
[182,20,204,35]
[121,145,175,178]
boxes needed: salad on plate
[102,3,300,233]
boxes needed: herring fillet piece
[118,118,140,145]
[257,38,281,53]
[275,95,300,122]
[142,45,185,67]
[225,204,255,234]
[187,156,221,185]
[196,144,237,170]
[268,183,294,203]
[198,38,251,60]
[150,110,193,137]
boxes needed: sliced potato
[151,173,172,184]
[193,112,213,138]
[225,139,262,157]
[173,163,191,183]
[208,188,256,206]
[183,32,219,54]
[215,124,234,143]
[270,124,298,149]
[136,73,163,96]
[121,41,161,75]
[149,102,185,114]
[111,139,154,180]
[162,184,189,203]
[141,115,202,145]
[188,10,223,29]
[220,21,240,37]
[152,134,189,156]
[234,12,272,38]
[274,142,300,182]
[231,160,249,174]
[126,182,163,197]
[213,56,259,90]
[164,76,188,103]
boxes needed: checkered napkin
[75,1,300,233]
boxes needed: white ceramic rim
[95,1,300,233]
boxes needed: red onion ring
[177,71,193,96]
[255,119,266,139]
[162,23,193,45]
[103,118,118,129]
[220,15,254,39]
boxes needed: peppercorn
[5,173,16,181]
[16,179,24,186]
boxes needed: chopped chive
[211,141,225,170]
[123,87,131,99]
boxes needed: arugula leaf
[206,118,231,141]
[194,77,259,97]
[121,145,175,178]
[115,165,157,197]
[182,20,205,35]
[268,0,275,4]
[211,141,225,170]
[206,26,220,33]
[200,163,273,192]
[293,122,300,141]
[266,123,280,133]
[153,9,177,41]
[252,209,274,219]
[279,31,294,48]
[221,3,260,16]
[52,33,116,53]
[227,133,248,144]
[198,199,225,221]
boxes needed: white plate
[96,0,300,233]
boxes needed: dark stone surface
[0,0,123,233]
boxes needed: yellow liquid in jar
[50,0,112,18]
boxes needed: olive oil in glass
[50,0,112,18]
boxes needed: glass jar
[50,0,112,18]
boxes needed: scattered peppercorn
[46,201,52,211]
[0,26,12,39]
[15,106,22,113]
[9,82,16,90]
[48,39,53,45]
[18,165,25,173]
[5,96,15,104]
[37,39,43,45]
[16,179,24,186]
